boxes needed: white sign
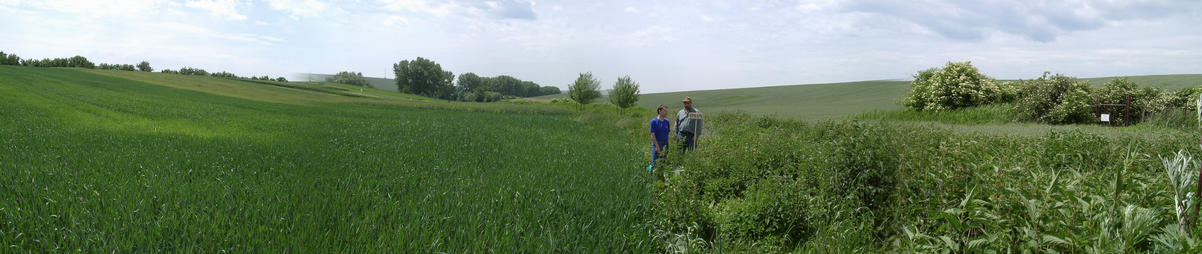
[1101,114,1110,122]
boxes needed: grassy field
[0,66,653,252]
[10,64,1202,252]
[535,74,1202,121]
[1082,74,1202,90]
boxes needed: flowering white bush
[903,61,1005,111]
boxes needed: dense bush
[1015,73,1094,124]
[210,71,239,78]
[904,61,1007,111]
[465,89,505,102]
[327,71,371,87]
[99,63,136,71]
[178,67,209,76]
[713,179,811,248]
[1092,77,1147,124]
[652,111,1202,252]
[1163,87,1202,112]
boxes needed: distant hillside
[296,73,398,92]
[1081,74,1202,90]
[638,80,911,120]
[535,74,1202,121]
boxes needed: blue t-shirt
[650,118,670,145]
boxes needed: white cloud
[185,0,245,20]
[625,26,676,47]
[623,6,638,13]
[0,0,167,18]
[266,0,329,19]
[381,15,409,26]
[2,0,1200,93]
[378,0,458,16]
[157,22,281,46]
[795,0,836,12]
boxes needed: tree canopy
[137,61,153,72]
[609,75,640,111]
[327,71,371,87]
[569,72,602,108]
[394,57,455,100]
[455,72,561,99]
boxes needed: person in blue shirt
[648,105,671,172]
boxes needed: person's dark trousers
[679,132,695,151]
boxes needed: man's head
[657,105,668,117]
[682,96,693,110]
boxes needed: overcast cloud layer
[1,0,1199,93]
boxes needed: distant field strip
[533,74,1202,121]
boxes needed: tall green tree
[394,57,455,100]
[137,61,153,72]
[609,75,640,113]
[456,72,484,98]
[568,72,601,110]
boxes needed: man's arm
[651,133,661,153]
[651,121,661,153]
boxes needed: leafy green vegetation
[0,66,652,252]
[651,111,1202,252]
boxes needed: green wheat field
[7,65,1202,252]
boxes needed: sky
[1,0,1200,93]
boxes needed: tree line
[388,56,640,108]
[0,51,95,68]
[392,57,563,102]
[0,50,289,83]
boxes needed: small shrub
[1015,72,1094,124]
[1166,87,1202,112]
[904,61,1005,111]
[713,179,811,248]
